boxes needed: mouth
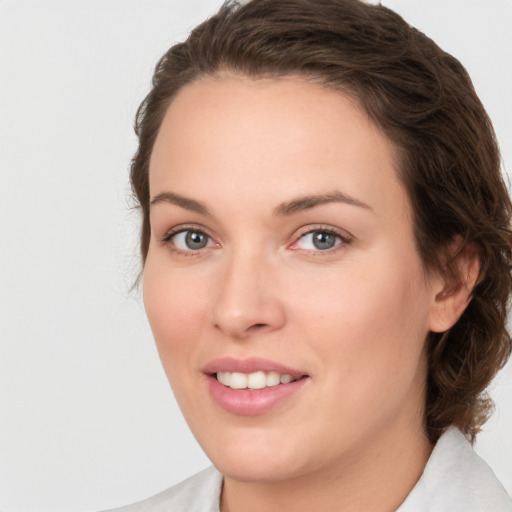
[203,358,309,415]
[215,370,303,390]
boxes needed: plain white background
[0,1,511,511]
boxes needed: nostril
[247,323,268,332]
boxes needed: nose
[211,249,286,340]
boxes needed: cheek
[290,256,431,383]
[293,266,430,439]
[297,262,426,333]
[142,260,209,370]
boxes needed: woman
[108,0,512,510]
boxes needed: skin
[143,75,474,512]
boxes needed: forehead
[149,75,410,223]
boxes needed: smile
[216,371,298,390]
[203,358,309,415]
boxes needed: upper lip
[202,357,307,379]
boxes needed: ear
[428,241,481,333]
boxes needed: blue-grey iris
[312,231,336,250]
[185,231,208,249]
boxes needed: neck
[220,421,433,512]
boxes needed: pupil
[313,231,335,250]
[185,231,207,249]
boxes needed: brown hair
[130,0,512,442]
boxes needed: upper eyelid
[293,224,354,241]
[161,224,213,242]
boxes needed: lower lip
[206,375,309,415]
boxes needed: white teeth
[247,371,266,389]
[216,371,299,389]
[217,371,231,387]
[266,371,281,387]
[230,372,248,389]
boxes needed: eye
[298,231,341,250]
[165,229,215,251]
[290,227,351,252]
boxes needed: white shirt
[104,427,512,511]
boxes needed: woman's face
[144,76,442,482]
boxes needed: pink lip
[202,357,309,416]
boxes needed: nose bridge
[211,244,285,339]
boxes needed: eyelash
[159,224,353,256]
[290,225,353,255]
[160,224,215,257]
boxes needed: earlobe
[429,242,481,333]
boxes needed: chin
[215,455,305,483]
[197,426,316,483]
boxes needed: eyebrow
[274,191,372,216]
[150,191,210,215]
[149,190,371,217]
